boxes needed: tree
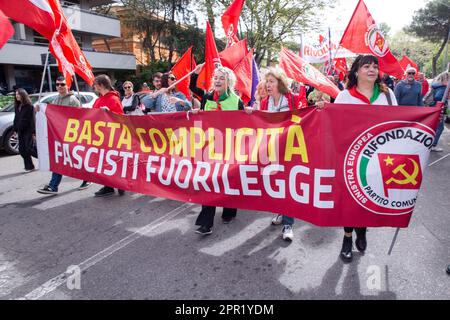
[390,31,440,78]
[406,0,450,76]
[120,0,196,66]
[201,0,333,66]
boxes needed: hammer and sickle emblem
[385,158,419,186]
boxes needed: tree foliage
[406,0,450,76]
[202,0,334,65]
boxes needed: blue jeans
[48,172,62,191]
[282,215,294,226]
[433,118,445,147]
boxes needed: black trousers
[195,206,237,228]
[18,130,34,170]
[344,227,367,234]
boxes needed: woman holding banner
[189,62,244,235]
[246,67,306,241]
[145,72,192,113]
[92,74,126,198]
[333,54,397,262]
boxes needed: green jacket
[52,92,81,107]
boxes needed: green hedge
[0,96,14,109]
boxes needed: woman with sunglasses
[189,63,244,235]
[144,72,191,113]
[13,88,36,172]
[121,81,143,115]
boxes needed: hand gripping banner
[36,104,441,227]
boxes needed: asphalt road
[0,125,449,301]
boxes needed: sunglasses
[407,72,416,75]
[56,83,66,87]
[123,86,132,89]
[169,76,176,81]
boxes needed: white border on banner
[36,103,50,171]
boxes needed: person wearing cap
[394,67,423,106]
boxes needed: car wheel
[4,129,19,155]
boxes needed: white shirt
[334,88,398,106]
[267,95,289,113]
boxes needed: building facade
[0,0,136,93]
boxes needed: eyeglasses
[123,86,132,89]
[407,72,416,75]
[169,76,176,81]
[56,83,66,87]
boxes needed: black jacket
[13,103,35,133]
[189,73,244,110]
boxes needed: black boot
[340,236,353,262]
[355,227,367,252]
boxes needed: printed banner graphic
[38,104,441,227]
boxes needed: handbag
[30,136,38,158]
[128,94,145,115]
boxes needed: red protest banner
[38,103,440,227]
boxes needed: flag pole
[38,50,50,103]
[299,33,303,58]
[73,73,81,102]
[328,27,332,75]
[387,227,400,255]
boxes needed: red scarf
[212,91,222,110]
[348,87,370,104]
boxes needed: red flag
[48,0,94,86]
[377,153,423,197]
[198,21,221,91]
[233,48,253,105]
[1,0,94,87]
[219,38,248,70]
[221,0,244,47]
[0,0,55,40]
[339,0,404,79]
[0,9,13,49]
[279,47,340,99]
[171,46,196,99]
[399,56,419,79]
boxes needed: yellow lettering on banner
[224,128,233,161]
[267,128,284,162]
[149,128,167,154]
[235,128,254,162]
[136,128,151,152]
[77,120,92,145]
[165,128,187,157]
[117,124,132,150]
[107,122,121,148]
[64,119,79,142]
[93,121,106,146]
[251,128,264,162]
[190,127,205,158]
[207,128,223,161]
[285,125,309,163]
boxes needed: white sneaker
[271,214,283,225]
[282,225,294,241]
[431,146,443,152]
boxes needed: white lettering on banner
[263,165,285,199]
[53,142,336,208]
[314,169,336,209]
[240,165,261,196]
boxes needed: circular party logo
[365,25,389,57]
[344,121,435,215]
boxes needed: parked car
[0,92,98,155]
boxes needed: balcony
[0,41,136,70]
[62,3,121,38]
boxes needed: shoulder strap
[384,91,393,106]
